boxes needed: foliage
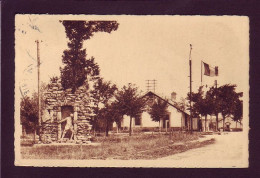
[90,78,117,134]
[115,83,146,136]
[216,84,243,119]
[186,84,242,131]
[232,99,243,123]
[21,133,203,160]
[98,102,123,136]
[50,76,59,83]
[206,86,222,116]
[91,78,117,108]
[174,97,187,113]
[20,96,38,130]
[60,20,119,92]
[20,82,48,134]
[189,86,213,118]
[205,85,222,130]
[148,98,168,123]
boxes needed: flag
[203,62,218,77]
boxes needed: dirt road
[158,132,248,168]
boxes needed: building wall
[41,80,92,143]
[118,106,186,129]
[140,112,159,127]
[200,115,243,131]
[168,106,182,128]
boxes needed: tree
[20,96,38,135]
[186,88,202,131]
[232,99,243,128]
[206,86,222,131]
[148,98,168,132]
[174,97,188,112]
[109,100,125,133]
[115,83,145,136]
[99,102,124,136]
[90,78,117,135]
[60,20,119,92]
[20,82,48,141]
[212,84,242,131]
[191,86,214,131]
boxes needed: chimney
[171,92,176,101]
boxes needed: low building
[200,114,243,132]
[116,91,198,132]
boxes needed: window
[135,117,141,126]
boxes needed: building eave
[143,91,189,116]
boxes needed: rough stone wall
[41,80,93,143]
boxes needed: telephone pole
[146,79,157,93]
[215,79,219,131]
[189,44,193,133]
[152,79,156,93]
[36,40,42,135]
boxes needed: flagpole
[201,60,202,86]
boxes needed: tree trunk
[22,125,26,136]
[159,120,161,133]
[93,122,96,137]
[190,115,193,133]
[34,124,36,143]
[129,116,132,136]
[205,115,207,132]
[105,118,109,137]
[223,116,225,132]
[216,113,219,131]
[166,120,168,133]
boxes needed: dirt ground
[157,132,248,168]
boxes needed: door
[61,105,73,138]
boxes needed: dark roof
[143,91,189,115]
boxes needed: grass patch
[21,132,214,160]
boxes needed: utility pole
[146,79,157,93]
[215,79,219,131]
[152,79,156,93]
[36,40,42,140]
[189,44,193,133]
[146,79,157,104]
[146,80,151,92]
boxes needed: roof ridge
[143,91,189,115]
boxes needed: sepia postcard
[15,14,249,167]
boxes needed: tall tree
[206,86,222,131]
[99,102,124,136]
[20,96,38,135]
[190,86,214,131]
[115,83,145,136]
[90,78,117,135]
[148,98,168,132]
[20,82,48,141]
[186,88,202,131]
[232,99,243,128]
[210,84,243,131]
[60,20,119,92]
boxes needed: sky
[15,15,249,101]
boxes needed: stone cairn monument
[40,79,93,144]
